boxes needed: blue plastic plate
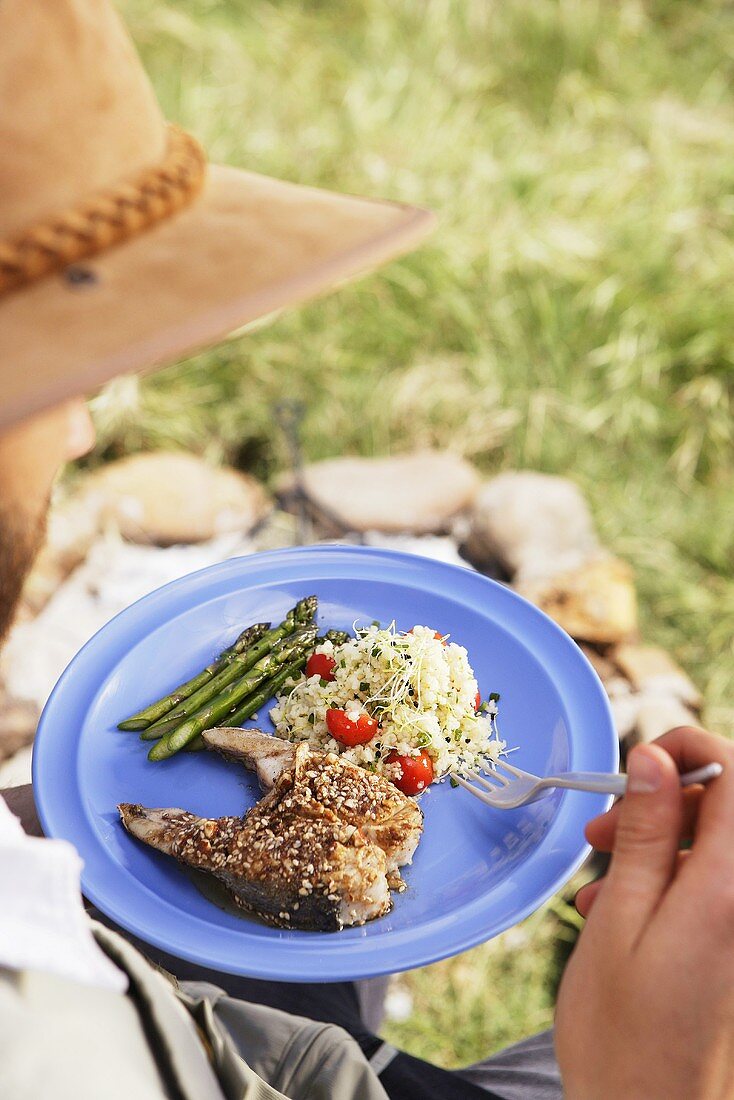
[33,545,616,981]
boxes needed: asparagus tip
[147,738,170,762]
[294,595,318,622]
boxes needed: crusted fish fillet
[119,739,425,930]
[118,795,390,931]
[202,728,424,872]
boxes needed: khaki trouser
[0,921,390,1100]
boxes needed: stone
[464,471,599,578]
[0,692,39,763]
[250,509,300,552]
[611,644,702,710]
[604,676,636,699]
[0,744,33,789]
[77,452,270,545]
[579,644,619,686]
[629,694,700,747]
[362,532,473,570]
[579,645,639,738]
[516,555,638,645]
[1,532,255,709]
[278,451,480,535]
[384,983,414,1022]
[609,693,642,740]
[21,492,101,614]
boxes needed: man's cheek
[0,501,49,643]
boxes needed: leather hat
[0,0,433,430]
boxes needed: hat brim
[0,164,434,431]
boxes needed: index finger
[586,785,702,853]
[585,725,732,855]
[628,726,734,869]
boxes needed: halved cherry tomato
[474,691,481,712]
[326,708,379,746]
[306,652,337,682]
[385,749,434,795]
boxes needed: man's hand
[555,726,734,1100]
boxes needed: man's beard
[0,499,48,644]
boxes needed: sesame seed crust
[118,740,422,932]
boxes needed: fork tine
[494,758,531,780]
[466,768,509,791]
[454,776,500,807]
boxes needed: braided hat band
[0,125,207,297]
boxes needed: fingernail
[627,749,662,794]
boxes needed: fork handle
[543,763,723,796]
[543,772,628,795]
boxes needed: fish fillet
[203,728,424,872]
[119,798,390,931]
[120,737,424,930]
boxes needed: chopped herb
[359,682,370,693]
[319,678,330,688]
[450,776,459,788]
[371,647,380,658]
[307,714,315,724]
[371,619,381,628]
[489,692,501,703]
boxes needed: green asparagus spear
[138,596,318,738]
[159,654,311,746]
[118,621,270,730]
[184,734,206,752]
[138,619,293,741]
[222,654,308,728]
[148,626,317,761]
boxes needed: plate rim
[33,544,618,980]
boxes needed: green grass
[94,0,734,1065]
[380,896,583,1068]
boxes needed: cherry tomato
[306,652,337,682]
[474,691,481,712]
[385,749,434,795]
[326,708,379,746]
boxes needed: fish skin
[203,727,294,789]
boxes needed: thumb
[597,744,682,946]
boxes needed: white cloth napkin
[0,798,127,992]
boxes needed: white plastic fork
[455,758,724,810]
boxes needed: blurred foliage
[89,0,734,1064]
